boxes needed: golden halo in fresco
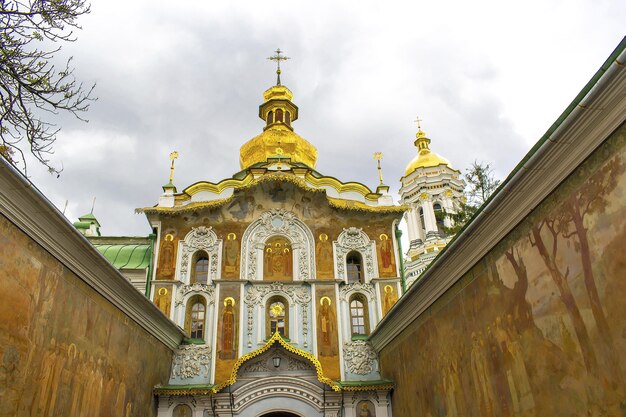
[320,296,332,306]
[223,297,236,306]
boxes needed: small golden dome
[403,129,451,176]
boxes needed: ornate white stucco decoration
[339,282,376,301]
[171,344,212,379]
[177,226,223,283]
[243,282,311,348]
[240,209,315,281]
[174,283,215,307]
[334,227,378,282]
[343,340,378,375]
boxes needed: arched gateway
[208,332,342,417]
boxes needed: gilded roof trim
[327,197,407,213]
[212,331,341,393]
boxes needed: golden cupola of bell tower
[239,49,318,170]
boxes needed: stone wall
[0,213,174,417]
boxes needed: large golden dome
[403,128,451,176]
[239,85,318,169]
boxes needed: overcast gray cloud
[20,0,626,237]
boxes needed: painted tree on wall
[528,153,625,380]
[558,156,625,384]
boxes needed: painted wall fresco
[152,181,402,281]
[214,284,241,383]
[153,285,173,317]
[0,214,173,417]
[376,233,396,277]
[356,400,377,417]
[379,125,626,416]
[264,236,293,281]
[316,231,335,279]
[380,283,399,316]
[315,285,340,380]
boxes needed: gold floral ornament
[270,303,283,317]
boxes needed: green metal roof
[93,243,152,270]
[73,221,91,229]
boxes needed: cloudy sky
[20,0,626,237]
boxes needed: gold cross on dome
[373,152,384,185]
[267,48,290,85]
[169,151,179,184]
[414,116,423,129]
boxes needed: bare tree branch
[0,0,95,175]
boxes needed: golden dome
[403,128,451,176]
[239,83,318,169]
[240,124,318,169]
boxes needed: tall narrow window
[266,296,288,338]
[419,207,426,237]
[185,296,207,340]
[433,203,444,234]
[192,251,209,284]
[285,111,291,125]
[275,109,284,123]
[346,251,363,283]
[349,294,369,336]
[267,110,274,125]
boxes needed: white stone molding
[176,226,223,284]
[240,209,316,281]
[170,344,212,379]
[338,282,376,302]
[343,340,378,375]
[174,282,216,307]
[243,282,312,348]
[333,227,378,282]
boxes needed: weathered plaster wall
[379,125,626,416]
[0,214,173,417]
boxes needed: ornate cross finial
[169,151,179,184]
[414,116,423,130]
[267,48,290,86]
[373,152,384,185]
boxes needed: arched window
[191,251,209,284]
[346,251,363,283]
[266,296,288,338]
[419,207,426,236]
[349,294,369,336]
[433,203,444,234]
[185,296,207,340]
[285,111,291,125]
[275,108,284,123]
[267,110,274,125]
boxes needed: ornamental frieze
[343,340,378,375]
[171,345,212,379]
[338,282,376,301]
